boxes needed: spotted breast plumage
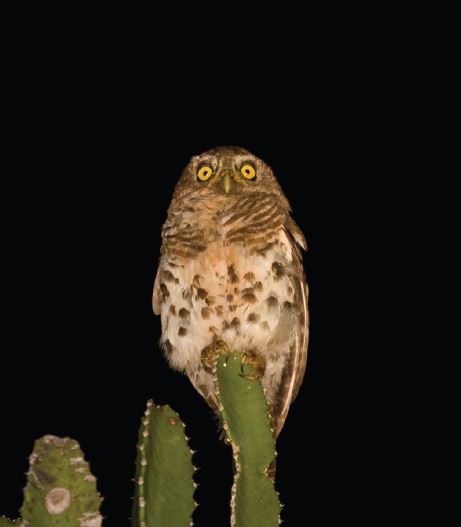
[153,146,308,435]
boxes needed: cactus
[22,435,102,527]
[214,350,281,527]
[1,435,103,527]
[0,517,20,525]
[131,401,196,527]
[3,364,283,527]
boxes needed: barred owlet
[153,146,308,435]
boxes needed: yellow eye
[240,164,256,180]
[197,165,213,181]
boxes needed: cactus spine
[214,351,281,527]
[131,400,196,527]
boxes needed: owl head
[172,146,289,207]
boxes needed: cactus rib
[131,400,196,527]
[214,351,281,527]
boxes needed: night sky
[1,42,398,526]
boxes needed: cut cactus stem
[131,401,196,527]
[20,435,102,527]
[214,351,282,527]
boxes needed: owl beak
[222,173,232,194]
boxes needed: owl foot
[240,350,266,380]
[201,338,229,374]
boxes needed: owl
[153,146,308,436]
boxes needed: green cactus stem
[20,435,102,527]
[214,351,281,527]
[131,401,196,527]
[0,517,21,525]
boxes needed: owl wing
[274,217,309,436]
[152,267,162,315]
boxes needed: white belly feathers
[158,236,296,402]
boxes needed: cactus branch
[131,401,196,527]
[20,435,102,527]
[214,350,281,527]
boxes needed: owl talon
[201,338,229,374]
[240,350,266,380]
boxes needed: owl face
[175,146,286,201]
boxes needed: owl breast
[155,193,299,403]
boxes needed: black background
[0,16,404,527]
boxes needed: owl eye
[240,164,256,180]
[197,165,213,181]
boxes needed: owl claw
[240,350,266,380]
[201,338,229,374]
